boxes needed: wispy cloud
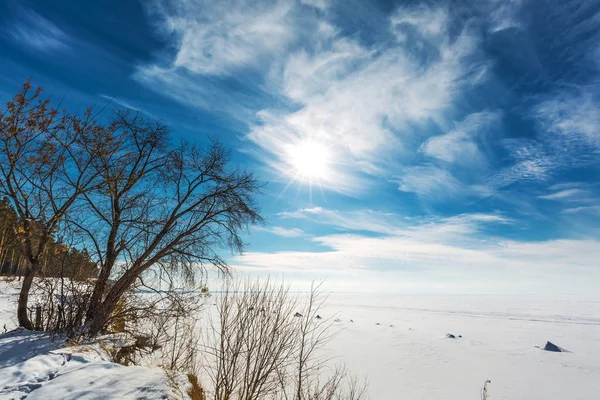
[233,229,600,293]
[237,205,596,292]
[7,9,70,52]
[394,165,463,198]
[487,140,553,189]
[153,0,295,75]
[420,111,500,165]
[278,207,512,240]
[99,95,155,117]
[247,5,482,195]
[138,1,487,195]
[538,188,590,201]
[536,90,600,153]
[279,207,399,235]
[562,205,600,214]
[254,226,306,238]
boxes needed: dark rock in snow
[446,333,456,339]
[334,318,341,322]
[349,319,354,323]
[389,325,394,328]
[315,315,322,320]
[543,341,564,352]
[294,312,303,317]
[375,323,380,326]
[458,335,462,338]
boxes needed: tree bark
[17,260,40,330]
[85,264,112,325]
[86,267,139,336]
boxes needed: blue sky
[1,0,600,293]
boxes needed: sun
[286,140,332,181]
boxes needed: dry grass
[187,374,205,400]
[481,379,491,400]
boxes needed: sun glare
[287,140,332,181]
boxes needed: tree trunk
[85,263,112,326]
[17,260,39,330]
[86,270,138,336]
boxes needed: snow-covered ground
[2,279,600,399]
[0,280,188,400]
[321,293,600,399]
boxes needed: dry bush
[94,271,208,373]
[203,279,369,400]
[29,277,93,335]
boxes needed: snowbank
[0,279,189,400]
[0,329,188,400]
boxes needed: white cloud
[487,139,553,188]
[277,207,511,240]
[277,207,324,219]
[151,0,296,75]
[138,2,485,195]
[480,89,600,192]
[8,10,69,52]
[420,111,500,165]
[255,226,305,238]
[538,188,590,201]
[487,0,523,33]
[234,208,598,294]
[279,208,399,234]
[395,165,463,198]
[233,231,600,293]
[99,95,157,118]
[299,0,329,11]
[563,205,600,214]
[536,90,600,153]
[250,23,478,195]
[390,5,448,41]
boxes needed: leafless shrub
[93,268,208,374]
[29,276,93,335]
[203,279,369,400]
[150,295,203,374]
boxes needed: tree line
[0,197,97,279]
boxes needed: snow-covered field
[321,293,600,399]
[1,279,600,399]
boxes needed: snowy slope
[0,280,188,400]
[0,329,187,400]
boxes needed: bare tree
[70,110,263,336]
[0,81,101,329]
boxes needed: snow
[0,280,188,400]
[1,278,600,399]
[321,293,600,400]
[0,328,186,399]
